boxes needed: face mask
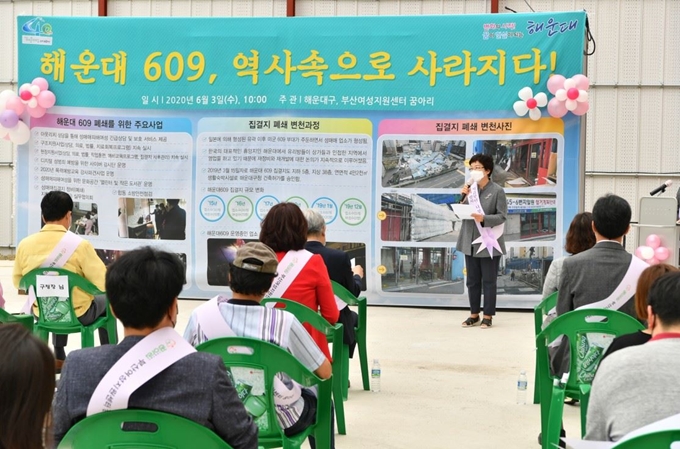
[470,169,485,183]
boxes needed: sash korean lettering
[86,327,195,416]
[264,249,314,307]
[468,182,504,257]
[21,231,83,314]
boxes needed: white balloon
[529,108,541,121]
[578,90,589,102]
[29,85,40,96]
[9,120,30,145]
[534,92,548,107]
[564,78,577,89]
[513,100,529,116]
[518,87,533,101]
[565,99,578,111]
[0,90,15,110]
[28,98,38,109]
[555,89,567,101]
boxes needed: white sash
[196,295,236,340]
[334,295,348,310]
[86,327,195,417]
[264,250,314,307]
[21,231,83,314]
[468,182,504,257]
[577,255,649,311]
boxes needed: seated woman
[259,203,339,360]
[601,263,679,360]
[0,323,55,449]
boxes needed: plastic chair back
[532,291,558,404]
[19,267,117,347]
[612,429,680,449]
[197,336,332,449]
[331,280,370,393]
[58,409,234,448]
[260,297,346,434]
[0,308,34,331]
[536,308,644,449]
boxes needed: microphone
[460,179,473,203]
[650,180,673,196]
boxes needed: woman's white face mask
[470,169,485,183]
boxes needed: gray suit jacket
[455,181,507,258]
[557,241,636,317]
[53,336,258,448]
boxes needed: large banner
[16,12,586,307]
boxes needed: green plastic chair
[261,297,346,435]
[536,308,645,449]
[19,267,118,348]
[58,409,234,448]
[197,336,333,449]
[533,291,558,404]
[0,308,34,331]
[331,280,370,396]
[612,429,680,449]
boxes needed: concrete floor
[0,260,581,448]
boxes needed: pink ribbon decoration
[468,183,504,257]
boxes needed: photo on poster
[40,202,99,235]
[380,193,463,243]
[498,246,554,295]
[117,198,187,240]
[207,238,367,287]
[380,246,464,294]
[505,194,557,242]
[381,139,466,188]
[473,138,558,188]
[96,248,187,267]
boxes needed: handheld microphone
[460,179,473,203]
[650,180,673,196]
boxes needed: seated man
[53,247,257,448]
[184,242,334,448]
[585,272,680,441]
[303,208,362,357]
[12,191,113,370]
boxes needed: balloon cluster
[0,77,56,145]
[635,234,671,265]
[547,74,590,118]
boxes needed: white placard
[451,204,477,220]
[36,275,69,298]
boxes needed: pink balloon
[32,77,49,91]
[547,98,567,118]
[572,74,590,91]
[572,101,590,116]
[567,88,580,100]
[655,246,670,262]
[648,258,660,265]
[19,90,33,101]
[37,90,56,109]
[646,234,662,249]
[5,97,25,115]
[547,74,566,95]
[28,106,46,118]
[18,83,31,93]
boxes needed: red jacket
[276,251,339,360]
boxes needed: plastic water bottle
[371,359,381,392]
[516,370,528,404]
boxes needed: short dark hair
[259,203,307,252]
[105,247,186,329]
[648,272,680,327]
[41,191,73,222]
[636,264,679,320]
[167,199,180,206]
[592,194,631,239]
[229,262,276,296]
[0,324,55,449]
[564,212,595,254]
[469,153,494,176]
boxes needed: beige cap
[233,242,278,275]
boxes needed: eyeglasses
[470,165,485,170]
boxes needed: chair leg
[579,388,591,438]
[357,329,370,391]
[332,362,346,435]
[341,344,350,402]
[545,386,566,449]
[82,329,95,348]
[533,354,541,404]
[106,316,118,344]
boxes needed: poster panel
[16,13,586,307]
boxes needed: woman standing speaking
[457,154,508,329]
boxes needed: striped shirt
[184,298,326,429]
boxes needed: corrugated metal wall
[1,0,678,252]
